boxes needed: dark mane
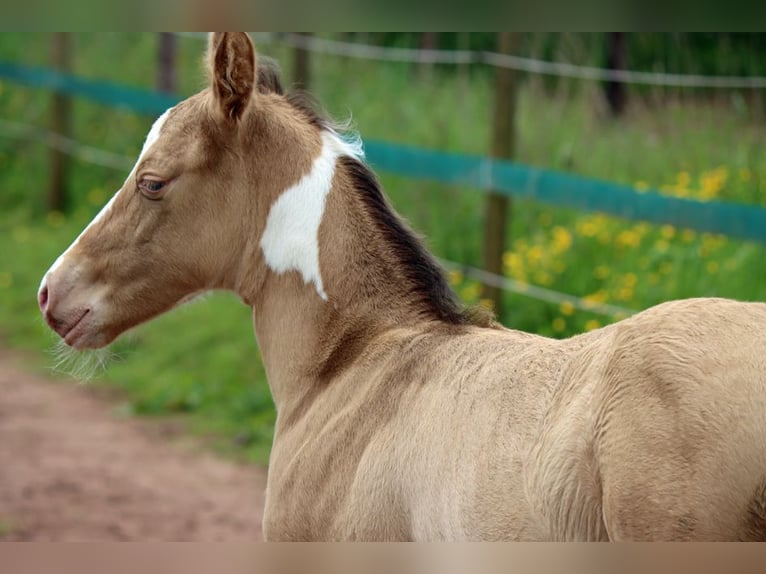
[255,58,339,136]
[256,56,285,95]
[285,90,332,131]
[338,156,492,328]
[255,56,327,130]
[259,61,491,327]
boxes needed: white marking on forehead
[127,106,174,179]
[260,131,358,301]
[43,107,174,283]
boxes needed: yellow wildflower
[503,252,524,278]
[706,261,719,274]
[593,265,610,280]
[661,225,676,240]
[551,226,573,253]
[584,290,609,305]
[577,220,599,238]
[700,167,727,200]
[479,298,495,311]
[460,282,481,301]
[621,272,638,287]
[616,286,634,302]
[526,245,544,266]
[560,301,575,316]
[616,229,641,248]
[585,319,601,331]
[447,269,463,286]
[552,317,566,332]
[535,271,553,286]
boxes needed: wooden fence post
[48,32,72,213]
[458,32,471,96]
[292,33,312,89]
[604,32,627,116]
[157,32,178,93]
[420,32,438,81]
[481,32,521,318]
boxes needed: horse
[38,32,766,541]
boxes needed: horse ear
[207,32,257,122]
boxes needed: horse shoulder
[525,297,766,540]
[523,327,617,540]
[591,297,766,539]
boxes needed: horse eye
[138,178,167,198]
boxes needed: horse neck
[248,143,467,412]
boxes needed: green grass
[1,33,765,463]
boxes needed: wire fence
[4,34,766,319]
[439,260,634,318]
[178,32,766,89]
[0,114,636,318]
[0,118,133,171]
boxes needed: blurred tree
[482,32,521,317]
[604,32,627,116]
[293,33,312,90]
[420,32,438,81]
[48,32,72,213]
[157,33,178,94]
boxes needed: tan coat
[38,33,766,541]
[263,298,766,540]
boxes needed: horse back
[532,297,766,540]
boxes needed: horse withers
[38,32,766,541]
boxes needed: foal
[39,33,766,541]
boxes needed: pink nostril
[38,284,49,313]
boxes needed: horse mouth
[62,308,91,348]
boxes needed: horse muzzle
[38,263,105,349]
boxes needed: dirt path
[0,351,266,541]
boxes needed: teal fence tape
[2,61,766,243]
[0,62,179,114]
[364,141,766,243]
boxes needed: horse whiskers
[47,339,120,383]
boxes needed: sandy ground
[0,351,266,541]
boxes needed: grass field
[1,33,765,463]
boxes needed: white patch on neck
[44,107,173,282]
[260,131,360,301]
